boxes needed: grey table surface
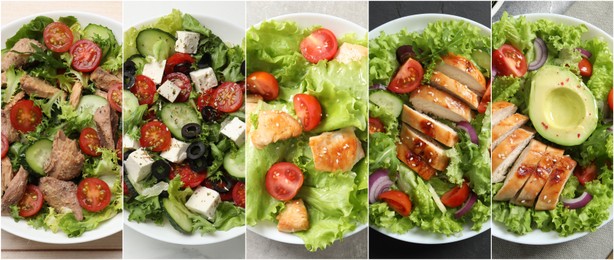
[492,1,613,259]
[245,1,368,259]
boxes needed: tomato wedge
[578,58,593,77]
[108,83,122,112]
[77,178,111,212]
[165,53,195,75]
[232,181,246,208]
[441,182,470,208]
[163,72,192,102]
[131,75,157,105]
[378,190,412,217]
[170,165,207,189]
[43,22,74,53]
[493,44,527,77]
[196,89,216,111]
[1,134,8,158]
[246,71,279,101]
[70,39,102,72]
[574,163,598,186]
[10,100,42,133]
[387,58,424,93]
[79,127,102,157]
[139,121,172,152]
[608,88,613,110]
[369,117,384,134]
[18,185,44,217]
[300,28,338,63]
[265,162,304,201]
[213,82,243,113]
[293,94,322,131]
[478,80,491,114]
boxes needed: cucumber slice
[471,50,490,75]
[77,95,109,114]
[160,103,201,141]
[83,23,118,59]
[123,90,140,116]
[370,90,404,118]
[25,139,53,176]
[162,198,193,234]
[224,145,245,179]
[136,28,175,60]
[128,54,147,74]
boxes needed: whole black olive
[188,157,209,172]
[198,53,213,68]
[123,60,136,89]
[208,175,235,193]
[174,61,192,75]
[181,123,202,139]
[201,106,226,123]
[187,142,207,160]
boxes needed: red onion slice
[528,37,547,71]
[370,84,387,91]
[396,45,415,64]
[369,169,393,203]
[576,47,592,59]
[563,192,593,209]
[454,192,477,219]
[457,121,479,144]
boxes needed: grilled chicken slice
[401,105,458,147]
[94,104,115,149]
[44,130,85,180]
[492,128,535,183]
[492,113,529,148]
[400,124,449,171]
[39,177,83,221]
[1,166,28,213]
[435,54,486,95]
[334,43,368,64]
[91,67,121,91]
[492,101,517,126]
[20,75,65,99]
[277,199,309,233]
[396,143,436,180]
[1,157,13,194]
[409,85,473,122]
[1,38,45,71]
[69,81,83,108]
[430,71,480,109]
[535,156,577,210]
[512,146,565,207]
[494,140,547,201]
[309,128,364,172]
[251,110,302,149]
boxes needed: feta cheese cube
[334,43,368,64]
[185,186,221,221]
[175,31,200,54]
[160,138,190,163]
[125,148,155,185]
[189,68,217,93]
[157,80,181,102]
[123,134,140,150]
[142,60,166,84]
[220,117,245,146]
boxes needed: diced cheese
[157,80,181,102]
[175,31,200,54]
[142,60,166,84]
[125,148,155,185]
[189,68,217,93]
[185,186,221,221]
[220,117,245,146]
[123,134,140,150]
[160,138,189,163]
[334,43,368,64]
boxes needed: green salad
[491,13,613,236]
[245,20,368,251]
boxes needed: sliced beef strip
[39,177,83,221]
[44,130,85,180]
[1,166,29,213]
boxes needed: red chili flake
[541,122,549,130]
[577,133,581,138]
[566,78,570,82]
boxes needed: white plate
[492,13,613,245]
[368,14,491,244]
[1,11,122,244]
[123,14,246,245]
[246,12,368,245]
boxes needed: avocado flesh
[529,65,598,146]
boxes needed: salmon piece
[250,110,302,149]
[492,113,529,148]
[512,146,565,207]
[410,85,473,122]
[400,124,449,171]
[430,71,480,109]
[535,156,576,210]
[494,140,547,201]
[277,199,309,233]
[492,128,535,183]
[309,128,364,172]
[436,54,486,95]
[396,142,436,180]
[401,105,458,147]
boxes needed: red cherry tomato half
[77,177,112,212]
[79,127,102,157]
[43,22,74,53]
[387,58,424,94]
[493,44,527,77]
[378,190,412,217]
[18,184,44,217]
[108,83,122,112]
[165,53,196,75]
[574,163,598,186]
[578,58,593,77]
[441,182,470,208]
[608,88,613,110]
[232,181,245,208]
[293,94,322,131]
[300,28,338,63]
[163,72,192,102]
[213,82,243,113]
[131,75,157,105]
[140,121,172,152]
[196,89,216,111]
[1,134,8,159]
[246,71,279,101]
[369,117,384,134]
[265,162,304,201]
[10,100,43,133]
[478,80,492,114]
[170,165,207,189]
[70,39,102,72]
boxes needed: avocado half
[529,65,598,146]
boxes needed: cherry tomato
[441,182,470,208]
[246,72,279,101]
[165,53,195,75]
[131,75,157,105]
[574,163,598,186]
[213,82,243,113]
[387,58,424,93]
[608,88,613,110]
[478,80,492,114]
[232,182,245,208]
[300,28,338,63]
[10,100,42,133]
[170,165,207,189]
[265,162,304,201]
[123,180,129,195]
[79,127,102,157]
[293,94,322,131]
[378,190,412,217]
[493,44,527,77]
[77,178,111,212]
[163,72,192,102]
[579,58,593,77]
[196,89,216,111]
[140,121,172,152]
[1,134,8,159]
[43,22,74,53]
[107,83,122,112]
[70,39,102,72]
[18,185,44,217]
[369,117,384,134]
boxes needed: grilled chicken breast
[400,124,449,171]
[494,140,547,201]
[410,85,473,122]
[492,128,535,183]
[396,142,436,180]
[534,156,577,210]
[492,113,529,148]
[309,128,364,172]
[492,101,517,126]
[435,54,486,95]
[277,199,309,233]
[512,146,565,207]
[251,110,302,149]
[334,43,368,64]
[430,71,480,109]
[401,105,458,147]
[39,177,83,221]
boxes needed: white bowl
[246,12,368,245]
[1,11,122,244]
[368,14,492,244]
